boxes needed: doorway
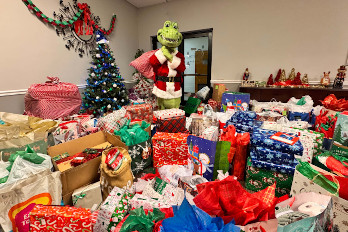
[151,28,213,104]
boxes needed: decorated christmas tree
[288,68,296,81]
[280,69,287,82]
[292,72,302,85]
[274,69,281,82]
[267,74,274,86]
[82,30,129,116]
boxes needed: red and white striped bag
[25,77,81,119]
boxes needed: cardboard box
[47,131,126,205]
[212,84,226,102]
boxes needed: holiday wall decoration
[82,30,129,116]
[22,0,117,57]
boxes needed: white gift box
[153,109,185,120]
[72,182,103,209]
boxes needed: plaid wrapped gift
[250,149,298,174]
[153,109,185,120]
[98,108,129,133]
[124,104,153,123]
[152,132,189,167]
[107,191,134,232]
[251,128,303,156]
[156,115,187,133]
[202,126,219,141]
[29,205,93,232]
[251,147,296,166]
[245,157,293,197]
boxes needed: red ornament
[267,74,274,86]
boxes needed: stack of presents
[1,80,348,232]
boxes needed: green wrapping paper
[245,157,293,197]
[119,207,165,232]
[107,192,134,232]
[114,120,150,146]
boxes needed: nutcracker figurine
[333,65,346,89]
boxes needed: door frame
[151,28,213,104]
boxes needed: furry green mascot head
[157,21,183,48]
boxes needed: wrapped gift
[212,84,226,102]
[225,111,257,133]
[251,147,296,166]
[124,104,153,123]
[184,97,202,115]
[29,205,92,232]
[72,182,103,209]
[256,111,284,122]
[25,77,81,119]
[107,191,134,232]
[188,114,219,136]
[98,108,130,133]
[153,109,185,121]
[105,148,124,171]
[152,132,189,167]
[132,74,153,99]
[158,164,193,187]
[70,148,104,167]
[129,194,172,210]
[331,111,348,156]
[250,149,298,174]
[187,135,217,181]
[251,128,303,155]
[245,157,293,197]
[53,120,86,144]
[94,187,129,232]
[202,126,219,141]
[178,175,208,197]
[156,115,187,133]
[221,91,250,112]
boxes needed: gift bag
[100,147,133,200]
[25,77,81,119]
[331,111,348,156]
[221,91,250,112]
[128,139,152,176]
[291,162,348,231]
[187,135,217,181]
[0,169,62,232]
[314,108,339,139]
[212,141,231,180]
[98,108,130,133]
[184,97,202,115]
[152,132,189,167]
[212,84,226,102]
[231,132,250,180]
[124,104,153,123]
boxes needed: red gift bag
[25,77,81,119]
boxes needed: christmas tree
[82,30,129,116]
[288,68,296,81]
[280,69,287,82]
[292,72,302,85]
[275,69,281,82]
[267,74,274,86]
[333,124,343,144]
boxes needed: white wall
[137,0,348,83]
[0,0,138,92]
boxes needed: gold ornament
[288,68,295,81]
[302,74,309,84]
[280,69,287,82]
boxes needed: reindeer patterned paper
[291,167,348,231]
[152,132,189,167]
[29,205,93,232]
[245,157,293,197]
[250,149,298,174]
[251,147,296,166]
[251,128,303,155]
[128,139,152,175]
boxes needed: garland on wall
[21,0,117,57]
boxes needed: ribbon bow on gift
[46,76,60,84]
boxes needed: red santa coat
[149,49,186,99]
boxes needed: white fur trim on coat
[152,83,182,99]
[168,52,181,70]
[168,69,177,77]
[155,49,167,64]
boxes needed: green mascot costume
[149,21,186,109]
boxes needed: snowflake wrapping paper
[225,111,258,132]
[250,149,298,174]
[251,146,296,166]
[156,115,187,133]
[94,187,127,232]
[107,191,134,232]
[251,128,303,156]
[152,132,189,167]
[29,205,93,232]
[245,157,293,197]
[128,139,152,175]
[153,109,185,120]
[124,104,153,123]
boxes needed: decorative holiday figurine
[320,71,331,87]
[267,74,274,86]
[292,72,302,86]
[274,69,281,83]
[149,21,185,109]
[280,69,287,82]
[288,68,296,81]
[302,74,309,85]
[243,68,250,81]
[333,65,346,89]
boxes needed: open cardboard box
[47,131,126,205]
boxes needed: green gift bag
[184,97,201,115]
[212,141,231,180]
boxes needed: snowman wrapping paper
[187,135,217,181]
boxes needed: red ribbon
[77,3,94,35]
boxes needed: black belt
[156,76,181,82]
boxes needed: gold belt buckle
[169,77,174,82]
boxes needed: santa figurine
[243,68,250,81]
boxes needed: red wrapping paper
[321,94,348,112]
[232,132,250,181]
[124,104,153,123]
[220,125,237,163]
[193,176,286,226]
[314,109,338,138]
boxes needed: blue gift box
[288,111,310,122]
[225,111,259,133]
[251,146,296,166]
[250,149,298,174]
[221,92,250,112]
[251,128,303,156]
